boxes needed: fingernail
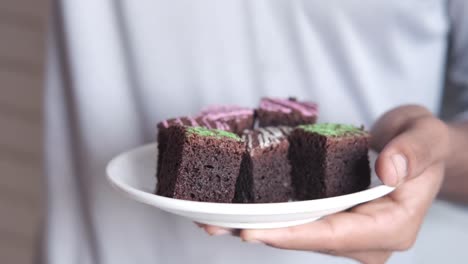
[211,229,231,236]
[391,154,407,186]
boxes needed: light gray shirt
[44,1,468,263]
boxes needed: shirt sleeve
[441,0,468,122]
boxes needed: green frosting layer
[186,126,242,141]
[299,123,367,137]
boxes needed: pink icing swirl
[260,100,292,114]
[200,105,254,120]
[260,98,318,116]
[188,117,199,126]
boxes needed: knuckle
[415,117,450,156]
[393,137,431,177]
[415,116,448,137]
[429,118,450,149]
[397,116,449,174]
[326,238,343,252]
[405,140,431,166]
[394,232,418,251]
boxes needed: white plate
[106,143,394,229]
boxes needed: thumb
[372,114,450,187]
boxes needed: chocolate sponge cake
[156,126,244,203]
[257,97,318,127]
[157,117,204,177]
[234,126,292,203]
[288,123,370,200]
[156,115,238,176]
[156,106,252,180]
[199,105,255,135]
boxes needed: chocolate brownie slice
[234,126,292,203]
[156,126,244,203]
[199,105,255,135]
[257,97,318,127]
[156,116,237,177]
[288,123,371,200]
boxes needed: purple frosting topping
[260,98,318,117]
[158,116,232,131]
[200,105,254,121]
[157,105,252,132]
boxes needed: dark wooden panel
[0,70,43,114]
[0,112,42,157]
[0,24,44,66]
[0,237,34,264]
[0,1,49,263]
[0,0,48,20]
[0,198,39,242]
[0,158,42,200]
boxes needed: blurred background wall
[0,0,48,263]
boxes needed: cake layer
[234,126,292,203]
[156,116,234,177]
[157,126,244,203]
[289,123,370,200]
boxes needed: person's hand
[200,105,451,264]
